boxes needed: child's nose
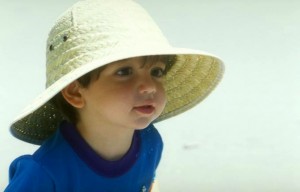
[138,76,156,95]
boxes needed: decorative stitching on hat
[63,35,68,42]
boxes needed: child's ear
[61,81,85,108]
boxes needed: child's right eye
[115,67,133,76]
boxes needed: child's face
[78,57,167,130]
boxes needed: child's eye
[151,67,165,78]
[116,67,133,76]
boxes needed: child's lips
[133,105,155,115]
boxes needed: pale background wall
[1,0,300,191]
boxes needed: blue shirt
[5,122,163,192]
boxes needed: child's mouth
[133,105,155,115]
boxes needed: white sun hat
[10,0,224,144]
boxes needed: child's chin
[133,120,153,130]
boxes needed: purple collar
[60,121,141,177]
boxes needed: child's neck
[76,121,135,161]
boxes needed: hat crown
[46,0,169,87]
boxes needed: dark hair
[50,55,177,124]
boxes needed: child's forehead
[109,56,166,67]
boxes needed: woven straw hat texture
[10,0,224,144]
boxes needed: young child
[5,0,224,191]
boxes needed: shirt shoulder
[139,124,163,168]
[5,155,55,192]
